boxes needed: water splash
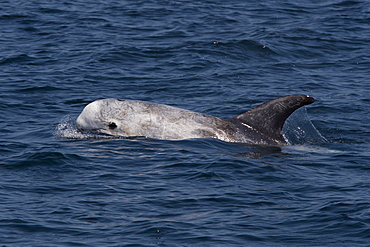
[55,116,142,140]
[54,115,112,139]
[282,107,327,145]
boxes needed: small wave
[17,85,64,93]
[208,39,278,61]
[0,54,34,65]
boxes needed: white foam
[55,115,112,139]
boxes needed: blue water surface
[1,0,370,246]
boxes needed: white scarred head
[76,99,124,135]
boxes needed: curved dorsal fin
[231,95,315,143]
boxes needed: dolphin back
[228,95,315,145]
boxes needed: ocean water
[1,0,370,246]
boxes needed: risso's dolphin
[76,95,314,145]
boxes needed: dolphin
[75,95,314,145]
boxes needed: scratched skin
[76,99,232,141]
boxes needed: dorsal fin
[230,95,315,144]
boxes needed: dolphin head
[76,99,125,136]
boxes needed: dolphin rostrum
[76,95,314,145]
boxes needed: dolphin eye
[108,122,117,129]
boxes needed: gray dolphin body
[76,95,314,145]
